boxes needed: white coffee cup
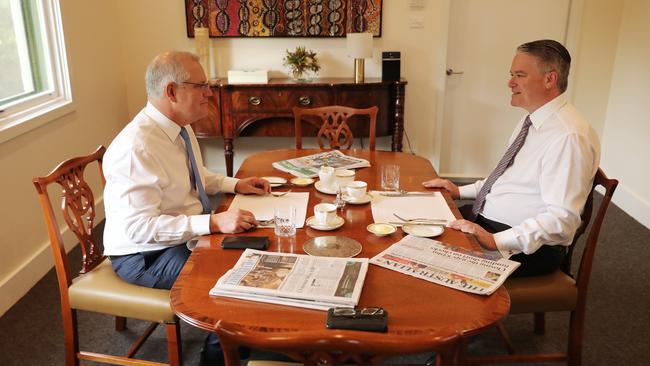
[314,203,337,225]
[346,181,367,200]
[335,169,355,189]
[318,166,336,189]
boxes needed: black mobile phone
[220,236,269,250]
[326,307,388,332]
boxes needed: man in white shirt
[103,51,270,365]
[423,40,600,277]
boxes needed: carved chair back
[33,145,106,289]
[293,105,378,150]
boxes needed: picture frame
[185,0,382,38]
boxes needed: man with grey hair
[423,40,600,277]
[103,51,270,365]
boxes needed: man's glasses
[181,81,211,90]
[331,307,384,318]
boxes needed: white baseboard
[0,198,104,317]
[605,182,650,230]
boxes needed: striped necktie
[470,116,533,221]
[179,127,212,214]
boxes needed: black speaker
[382,51,401,82]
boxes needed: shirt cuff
[190,213,212,236]
[221,177,239,193]
[458,184,477,200]
[493,229,522,259]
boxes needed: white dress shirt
[103,103,239,255]
[458,94,600,256]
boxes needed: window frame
[0,0,73,144]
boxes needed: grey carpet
[1,194,649,365]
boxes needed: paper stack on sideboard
[227,69,269,84]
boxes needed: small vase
[292,69,313,83]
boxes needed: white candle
[194,27,210,76]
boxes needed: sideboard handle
[298,96,312,106]
[249,96,262,106]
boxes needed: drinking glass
[381,164,400,191]
[274,206,296,237]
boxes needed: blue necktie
[179,127,212,214]
[470,116,533,220]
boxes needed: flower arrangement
[283,46,321,81]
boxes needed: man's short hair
[517,40,571,93]
[145,51,199,99]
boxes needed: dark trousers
[111,245,240,365]
[458,205,565,278]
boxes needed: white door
[439,0,571,177]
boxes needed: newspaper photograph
[210,249,369,310]
[272,150,370,177]
[370,235,520,295]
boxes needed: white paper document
[228,192,309,228]
[370,191,456,225]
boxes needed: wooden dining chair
[465,168,618,366]
[293,105,379,150]
[32,145,182,366]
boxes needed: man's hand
[421,178,460,199]
[209,209,258,233]
[448,219,497,250]
[235,177,271,195]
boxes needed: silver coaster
[303,236,362,258]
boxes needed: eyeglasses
[331,307,384,318]
[181,81,211,90]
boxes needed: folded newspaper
[210,249,369,311]
[272,150,370,178]
[370,235,520,295]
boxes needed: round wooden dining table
[171,149,510,366]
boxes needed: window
[0,0,71,143]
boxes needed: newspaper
[210,249,369,311]
[370,235,520,295]
[272,150,370,178]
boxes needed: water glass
[274,206,296,237]
[381,164,400,191]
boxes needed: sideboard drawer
[228,88,334,112]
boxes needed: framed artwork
[185,0,382,38]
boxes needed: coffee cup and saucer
[341,181,372,204]
[306,203,344,230]
[315,166,338,195]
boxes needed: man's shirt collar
[529,93,567,129]
[144,102,182,142]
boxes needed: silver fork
[393,213,446,223]
[257,218,275,226]
[270,189,292,197]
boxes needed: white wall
[0,1,127,316]
[599,0,650,228]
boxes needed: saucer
[306,215,344,230]
[342,193,372,204]
[290,177,315,187]
[261,176,287,187]
[402,224,444,238]
[367,223,396,236]
[315,180,338,195]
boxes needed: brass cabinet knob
[249,96,262,106]
[298,96,312,106]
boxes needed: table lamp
[346,32,373,83]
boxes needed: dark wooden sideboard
[191,77,407,176]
